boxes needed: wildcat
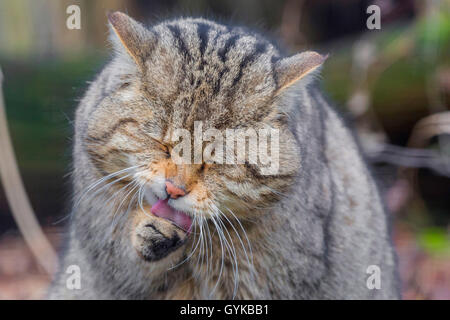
[48,12,400,299]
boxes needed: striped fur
[48,12,399,299]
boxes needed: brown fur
[48,12,399,300]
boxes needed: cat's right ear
[274,51,327,95]
[107,11,156,68]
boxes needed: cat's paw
[131,208,188,262]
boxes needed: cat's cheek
[130,208,188,262]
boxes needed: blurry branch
[421,1,450,174]
[370,111,450,213]
[367,143,450,177]
[408,112,450,149]
[369,112,450,176]
[0,66,57,275]
[344,1,450,215]
[384,2,450,213]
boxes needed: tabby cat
[48,12,400,299]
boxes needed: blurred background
[0,0,448,299]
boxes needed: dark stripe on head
[167,24,191,61]
[213,66,229,95]
[196,22,211,58]
[217,34,240,63]
[231,42,268,87]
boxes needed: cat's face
[84,13,325,229]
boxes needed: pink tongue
[151,199,192,233]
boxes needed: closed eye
[149,137,170,157]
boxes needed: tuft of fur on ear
[107,11,156,68]
[274,51,327,95]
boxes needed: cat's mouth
[150,199,193,234]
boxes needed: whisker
[204,216,214,281]
[215,212,239,299]
[209,214,225,297]
[76,165,140,205]
[167,215,202,270]
[54,167,139,225]
[222,205,255,282]
[109,180,141,235]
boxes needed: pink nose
[165,181,186,199]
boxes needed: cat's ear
[107,11,155,67]
[274,51,327,95]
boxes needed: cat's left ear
[274,51,328,95]
[107,11,156,68]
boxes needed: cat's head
[84,12,326,228]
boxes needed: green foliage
[1,54,105,172]
[419,227,450,256]
[415,8,450,57]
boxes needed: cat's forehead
[150,19,279,71]
[143,19,280,130]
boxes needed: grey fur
[48,13,400,299]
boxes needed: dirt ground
[0,226,448,300]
